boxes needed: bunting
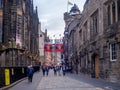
[44,44,52,52]
[55,43,63,52]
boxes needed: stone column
[110,3,113,24]
[115,0,118,22]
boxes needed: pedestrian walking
[62,64,66,76]
[27,65,34,82]
[41,65,45,76]
[53,66,57,76]
[45,66,49,76]
[57,66,61,76]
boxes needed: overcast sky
[33,0,86,38]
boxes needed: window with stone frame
[107,0,120,25]
[79,29,82,41]
[112,2,116,23]
[107,5,110,26]
[90,10,99,38]
[84,21,88,41]
[110,43,117,61]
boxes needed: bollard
[5,68,10,86]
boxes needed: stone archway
[91,53,99,78]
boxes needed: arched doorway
[91,54,99,78]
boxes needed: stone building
[38,22,45,64]
[64,4,81,74]
[64,0,120,83]
[0,0,40,67]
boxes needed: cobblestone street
[9,70,104,90]
[36,75,102,90]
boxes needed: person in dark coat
[53,66,57,76]
[41,65,45,76]
[27,65,34,82]
[62,64,66,76]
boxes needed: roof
[69,4,80,15]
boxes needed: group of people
[41,64,66,76]
[26,64,67,83]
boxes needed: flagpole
[67,0,73,12]
[67,0,68,12]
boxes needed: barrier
[0,66,39,88]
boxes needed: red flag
[44,44,52,52]
[55,44,63,52]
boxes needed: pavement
[5,69,120,90]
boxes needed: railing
[0,66,39,88]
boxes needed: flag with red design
[55,43,63,52]
[44,44,52,52]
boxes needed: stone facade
[64,4,82,74]
[64,0,120,83]
[0,0,40,67]
[38,22,45,64]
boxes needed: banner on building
[44,43,52,52]
[55,43,63,52]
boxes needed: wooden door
[95,55,99,78]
